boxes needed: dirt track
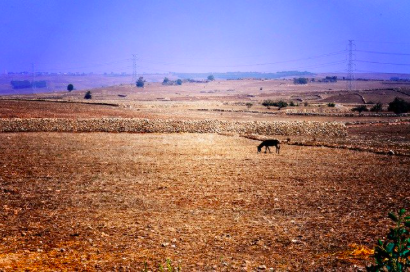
[0,133,409,271]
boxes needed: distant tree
[351,105,368,114]
[277,100,288,109]
[162,77,170,85]
[67,84,74,92]
[293,78,308,84]
[245,102,253,109]
[136,77,144,88]
[370,102,383,113]
[176,79,182,85]
[324,76,337,82]
[84,91,92,99]
[207,75,215,81]
[388,97,410,114]
[327,102,336,107]
[289,101,296,106]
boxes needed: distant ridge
[173,71,315,80]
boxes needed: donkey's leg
[267,146,272,153]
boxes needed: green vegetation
[136,77,145,88]
[262,100,288,109]
[293,77,308,85]
[351,105,368,114]
[207,75,215,81]
[324,76,337,82]
[289,101,296,106]
[370,102,383,113]
[245,102,253,109]
[84,91,92,99]
[327,102,336,107]
[162,78,183,86]
[162,77,170,84]
[367,209,410,272]
[67,84,74,92]
[388,98,410,114]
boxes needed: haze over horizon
[1,0,410,75]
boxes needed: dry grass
[0,132,409,271]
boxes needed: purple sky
[1,0,410,74]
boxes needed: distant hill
[174,71,315,80]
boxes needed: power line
[355,40,410,45]
[356,50,410,56]
[356,60,410,66]
[137,50,347,68]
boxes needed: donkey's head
[257,145,262,153]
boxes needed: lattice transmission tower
[346,40,356,91]
[132,54,137,85]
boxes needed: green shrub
[370,102,383,113]
[327,102,336,107]
[84,91,92,99]
[289,101,296,106]
[367,209,410,271]
[293,77,308,84]
[67,84,74,92]
[162,77,170,84]
[262,100,288,109]
[176,79,182,85]
[136,77,145,88]
[388,98,410,114]
[245,102,253,109]
[207,75,215,81]
[352,105,369,114]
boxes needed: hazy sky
[1,0,410,74]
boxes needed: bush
[370,102,383,113]
[293,78,308,84]
[289,101,296,107]
[207,75,215,81]
[176,79,182,85]
[136,77,144,88]
[162,77,170,85]
[388,98,410,114]
[351,105,368,114]
[245,102,253,109]
[84,91,92,99]
[327,102,336,107]
[262,100,288,109]
[367,209,410,271]
[324,76,337,82]
[67,84,74,92]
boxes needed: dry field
[0,79,410,271]
[0,132,409,271]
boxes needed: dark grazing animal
[257,139,280,154]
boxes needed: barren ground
[0,133,409,271]
[0,79,410,271]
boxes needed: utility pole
[347,40,355,91]
[132,54,137,85]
